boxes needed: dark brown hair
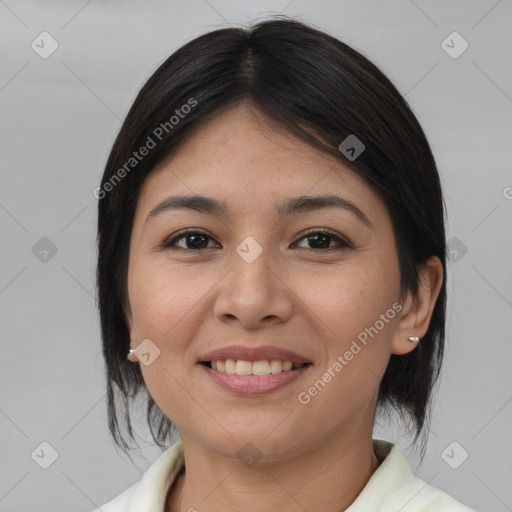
[97,16,446,457]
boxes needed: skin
[125,102,443,512]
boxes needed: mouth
[197,345,313,394]
[199,359,312,375]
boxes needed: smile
[198,360,312,395]
[201,359,310,375]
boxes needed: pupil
[188,234,207,249]
[309,234,329,249]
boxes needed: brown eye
[163,230,219,251]
[293,229,351,252]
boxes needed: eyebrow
[146,194,373,228]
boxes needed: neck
[166,429,381,512]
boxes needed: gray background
[0,1,511,511]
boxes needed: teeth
[269,359,282,374]
[282,361,293,371]
[225,359,236,374]
[209,359,301,375]
[235,360,252,375]
[252,360,270,376]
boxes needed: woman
[92,17,476,511]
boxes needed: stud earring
[408,336,420,343]
[128,330,136,359]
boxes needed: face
[126,102,414,460]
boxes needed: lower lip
[199,364,311,395]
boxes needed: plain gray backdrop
[1,1,511,511]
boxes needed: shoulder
[88,482,140,512]
[390,469,477,511]
[88,440,185,512]
[346,439,477,511]
[403,479,477,511]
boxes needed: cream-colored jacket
[90,439,476,511]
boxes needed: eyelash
[161,228,352,253]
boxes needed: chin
[186,420,310,463]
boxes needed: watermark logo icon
[31,32,59,59]
[236,236,263,263]
[31,441,59,469]
[441,32,468,59]
[338,134,365,161]
[448,236,468,263]
[32,237,58,263]
[441,441,469,469]
[237,442,263,468]
[132,338,161,366]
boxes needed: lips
[197,345,313,394]
[198,344,311,365]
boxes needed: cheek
[295,256,399,394]
[128,259,207,427]
[299,256,397,342]
[294,280,397,432]
[128,258,213,338]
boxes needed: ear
[391,256,444,355]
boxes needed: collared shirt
[91,439,476,511]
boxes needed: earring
[408,336,420,343]
[128,330,136,360]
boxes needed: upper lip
[198,345,311,364]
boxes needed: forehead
[136,103,387,221]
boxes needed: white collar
[96,438,474,511]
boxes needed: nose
[213,242,294,329]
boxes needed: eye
[162,229,219,251]
[293,229,351,252]
[161,228,351,253]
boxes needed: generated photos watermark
[94,97,198,200]
[297,301,403,404]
